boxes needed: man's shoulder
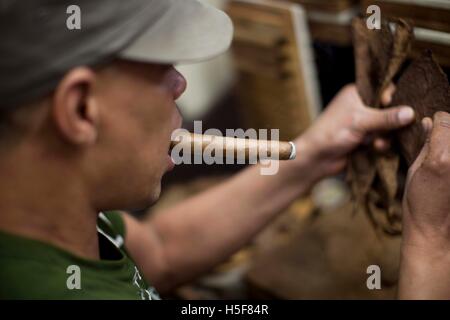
[0,253,143,300]
[0,255,84,299]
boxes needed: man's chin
[118,184,162,213]
[140,187,162,210]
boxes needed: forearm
[147,137,320,291]
[398,231,450,299]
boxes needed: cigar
[170,132,296,161]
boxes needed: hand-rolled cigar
[170,132,296,161]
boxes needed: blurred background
[141,0,450,299]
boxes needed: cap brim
[118,0,233,64]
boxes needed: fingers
[409,117,433,175]
[422,117,433,138]
[370,118,432,154]
[357,106,415,133]
[373,137,391,152]
[409,112,450,178]
[381,83,396,106]
[427,112,450,161]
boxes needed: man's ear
[52,67,99,145]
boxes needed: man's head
[0,0,232,211]
[0,59,186,211]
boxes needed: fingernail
[398,107,415,124]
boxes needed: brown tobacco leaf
[352,18,390,107]
[367,189,402,235]
[379,20,413,108]
[375,152,399,202]
[352,18,413,108]
[349,18,413,234]
[347,149,376,205]
[394,51,450,165]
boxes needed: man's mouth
[166,154,175,171]
[166,136,176,172]
[166,116,182,172]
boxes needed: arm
[399,112,450,299]
[124,85,415,293]
[123,139,317,293]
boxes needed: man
[0,0,447,299]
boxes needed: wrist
[283,136,323,187]
[399,229,450,299]
[401,236,450,263]
[293,133,340,180]
[402,221,450,261]
[401,212,450,255]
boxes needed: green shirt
[0,212,160,300]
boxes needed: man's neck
[0,151,101,260]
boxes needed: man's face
[91,60,185,211]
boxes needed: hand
[295,84,415,181]
[399,112,450,299]
[403,112,450,248]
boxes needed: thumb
[407,117,433,180]
[358,106,415,133]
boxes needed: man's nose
[172,69,187,100]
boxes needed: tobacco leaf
[367,188,402,235]
[352,18,389,107]
[379,20,413,108]
[347,149,376,204]
[375,152,399,202]
[348,18,413,234]
[352,18,412,108]
[394,51,450,165]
